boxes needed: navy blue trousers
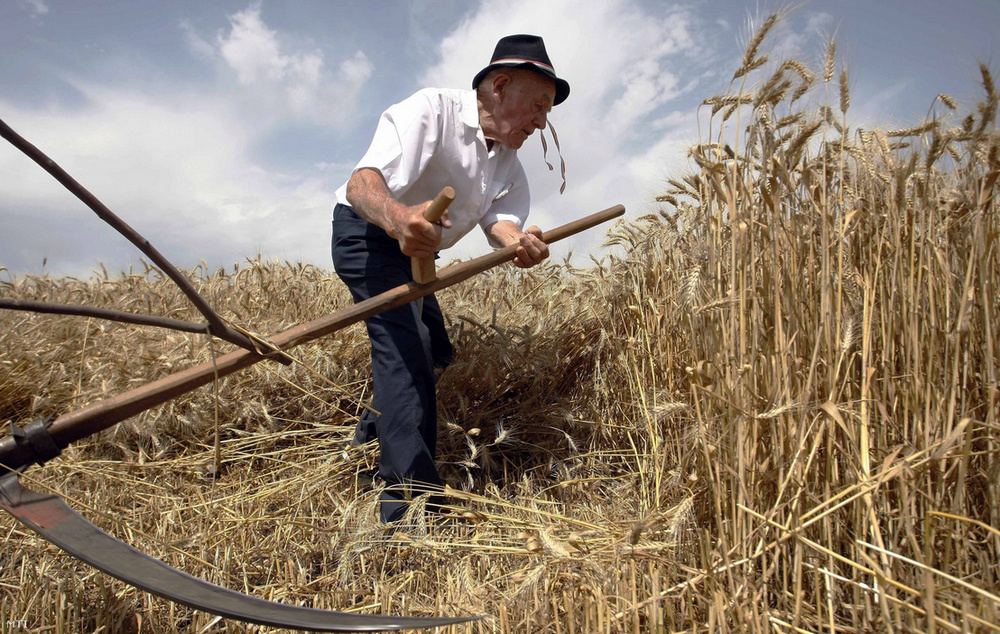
[331,203,453,522]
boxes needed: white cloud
[806,11,835,36]
[16,0,48,17]
[0,86,335,278]
[218,5,295,84]
[418,0,703,263]
[187,3,372,128]
[1,3,381,278]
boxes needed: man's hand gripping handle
[411,187,455,284]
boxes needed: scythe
[0,116,625,630]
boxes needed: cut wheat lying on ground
[2,14,999,634]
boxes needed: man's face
[492,70,557,150]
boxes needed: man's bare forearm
[485,220,549,268]
[345,168,406,238]
[345,168,445,258]
[483,220,524,248]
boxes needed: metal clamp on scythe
[7,416,60,467]
[0,115,625,631]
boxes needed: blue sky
[1,0,997,279]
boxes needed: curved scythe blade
[0,473,481,631]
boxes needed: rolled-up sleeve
[479,159,530,240]
[353,91,440,198]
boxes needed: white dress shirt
[335,88,530,250]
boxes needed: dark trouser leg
[351,292,451,447]
[331,204,452,522]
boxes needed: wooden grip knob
[411,187,455,284]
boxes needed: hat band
[490,58,555,72]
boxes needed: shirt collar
[460,89,481,130]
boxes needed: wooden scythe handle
[411,187,455,284]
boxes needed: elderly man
[332,34,569,523]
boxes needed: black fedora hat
[472,34,570,106]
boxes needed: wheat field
[2,16,999,633]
